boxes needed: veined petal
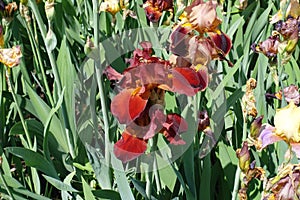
[103,66,123,81]
[258,124,282,149]
[274,101,300,142]
[114,131,148,163]
[291,143,300,158]
[185,0,222,33]
[172,67,208,95]
[170,25,192,57]
[111,89,148,124]
[209,31,232,56]
[171,68,197,96]
[126,104,166,140]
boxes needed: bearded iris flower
[169,0,232,68]
[107,42,208,162]
[143,0,173,22]
[257,101,300,157]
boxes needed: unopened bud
[236,141,251,173]
[250,115,263,139]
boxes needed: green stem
[23,17,54,107]
[6,68,33,149]
[28,0,75,158]
[277,54,286,108]
[92,0,112,186]
[232,115,248,200]
[151,135,161,194]
[145,168,152,200]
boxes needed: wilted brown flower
[1,2,17,24]
[0,46,22,68]
[263,163,300,200]
[242,78,257,118]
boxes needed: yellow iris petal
[274,101,300,142]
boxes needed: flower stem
[232,115,248,200]
[22,16,54,107]
[151,135,161,194]
[6,68,33,150]
[145,168,152,200]
[92,0,112,187]
[28,0,75,158]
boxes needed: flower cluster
[107,0,232,163]
[107,41,208,162]
[252,0,300,62]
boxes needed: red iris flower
[107,41,207,162]
[143,0,173,22]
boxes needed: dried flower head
[242,78,258,118]
[100,0,121,15]
[0,46,22,68]
[263,163,300,200]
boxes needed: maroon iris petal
[172,67,208,95]
[210,31,232,56]
[111,89,148,124]
[114,131,148,163]
[103,66,123,81]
